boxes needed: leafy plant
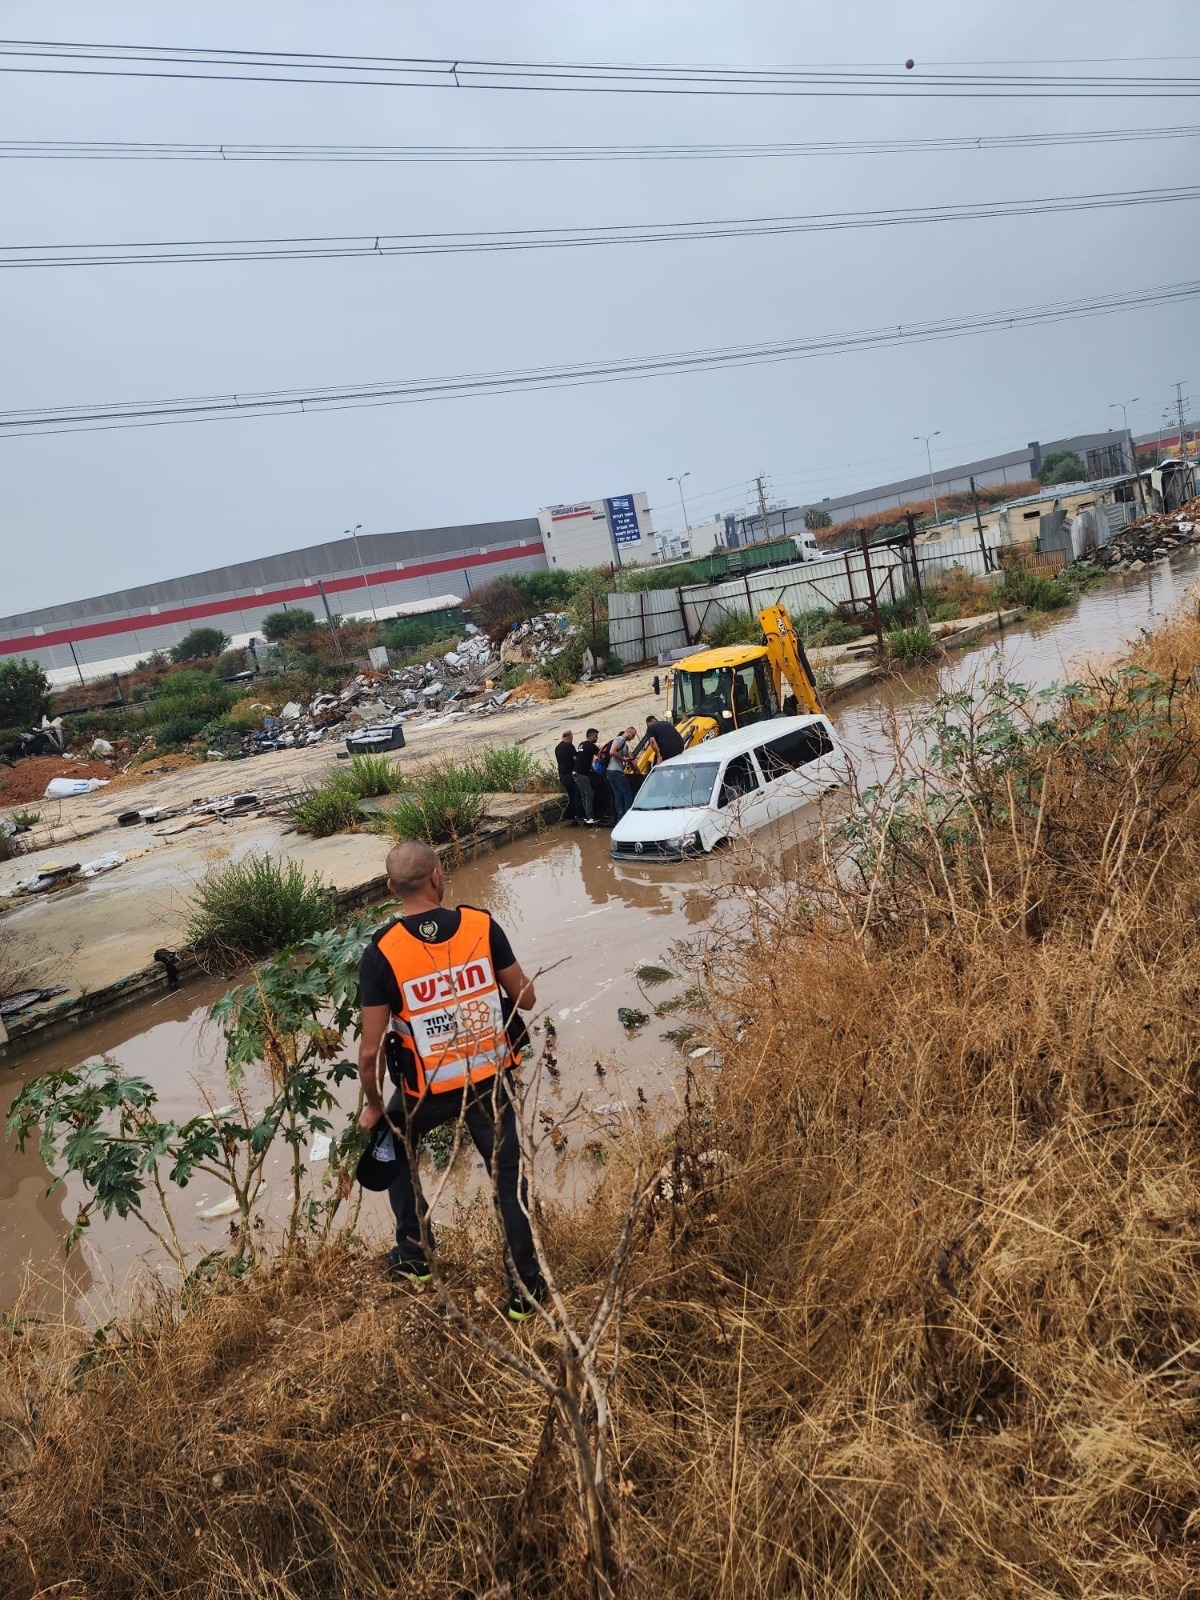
[170,627,230,664]
[186,853,334,966]
[343,752,405,798]
[10,808,40,830]
[804,506,833,530]
[0,658,50,729]
[6,919,377,1270]
[385,783,483,847]
[703,609,760,648]
[1037,450,1086,486]
[261,608,318,642]
[883,625,939,665]
[150,714,208,749]
[999,563,1072,611]
[287,782,363,837]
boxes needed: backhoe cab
[632,604,826,774]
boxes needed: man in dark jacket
[573,727,600,825]
[554,730,581,822]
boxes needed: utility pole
[755,472,771,543]
[1174,381,1190,460]
[914,431,942,524]
[667,472,692,535]
[346,523,377,624]
[1109,397,1146,511]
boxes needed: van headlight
[671,831,704,856]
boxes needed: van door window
[758,722,835,780]
[718,754,760,808]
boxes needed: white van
[610,715,849,861]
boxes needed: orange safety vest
[375,906,518,1097]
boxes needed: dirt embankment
[5,602,1200,1596]
[0,756,126,807]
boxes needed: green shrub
[171,627,230,663]
[498,665,529,691]
[186,853,333,966]
[379,618,437,653]
[150,669,235,725]
[343,753,405,798]
[0,659,50,728]
[804,506,833,530]
[807,616,864,648]
[605,652,625,675]
[261,609,318,642]
[510,571,575,609]
[384,784,483,847]
[287,782,363,837]
[0,726,27,760]
[704,609,760,648]
[883,625,939,665]
[151,714,208,748]
[999,565,1072,612]
[214,647,251,677]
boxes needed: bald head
[386,839,442,901]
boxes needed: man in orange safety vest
[357,839,545,1320]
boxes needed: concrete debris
[1092,496,1200,573]
[499,611,578,667]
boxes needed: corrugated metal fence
[607,588,691,664]
[678,548,909,645]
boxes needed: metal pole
[858,532,884,651]
[347,524,377,624]
[1110,399,1146,512]
[315,579,345,664]
[68,639,86,687]
[914,431,942,524]
[904,512,927,610]
[969,476,993,572]
[668,472,692,534]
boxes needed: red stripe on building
[0,541,545,657]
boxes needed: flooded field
[4,552,1198,1318]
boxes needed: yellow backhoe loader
[632,604,826,774]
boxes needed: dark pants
[574,771,595,821]
[559,772,581,820]
[386,1073,541,1292]
[608,770,633,821]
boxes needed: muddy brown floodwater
[4,553,1199,1318]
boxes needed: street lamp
[1109,398,1144,509]
[346,523,377,624]
[668,472,692,533]
[913,432,941,524]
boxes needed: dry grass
[5,599,1200,1597]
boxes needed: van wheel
[711,836,729,852]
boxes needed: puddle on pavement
[5,552,1198,1318]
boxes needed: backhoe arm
[757,604,825,718]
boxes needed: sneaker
[388,1247,432,1284]
[506,1279,548,1322]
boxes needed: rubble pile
[221,616,578,758]
[1093,497,1200,573]
[499,611,579,667]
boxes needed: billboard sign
[607,494,641,547]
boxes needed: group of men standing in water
[553,715,685,827]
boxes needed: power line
[0,40,1198,97]
[1,276,1194,439]
[4,125,1200,163]
[6,184,1198,269]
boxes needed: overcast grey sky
[2,0,1197,614]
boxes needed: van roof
[660,714,830,766]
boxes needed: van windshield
[632,762,719,811]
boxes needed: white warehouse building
[538,492,656,570]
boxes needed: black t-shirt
[574,740,600,776]
[554,739,577,780]
[360,907,520,1090]
[647,719,685,760]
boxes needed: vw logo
[634,841,644,854]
